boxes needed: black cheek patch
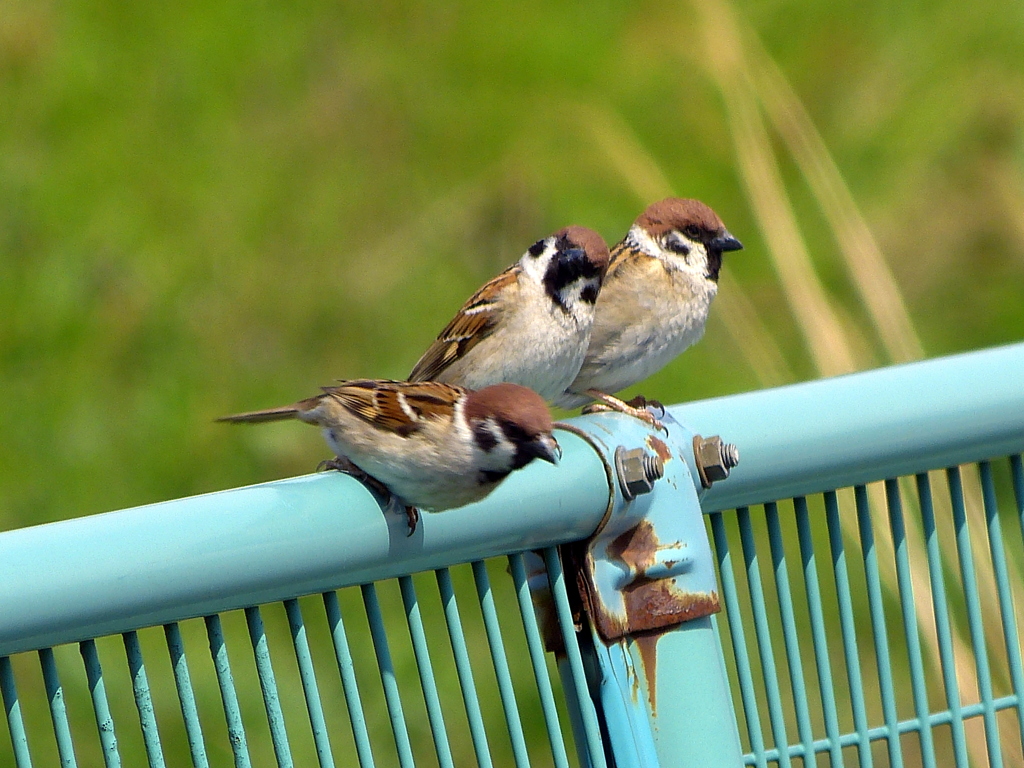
[666,240,690,256]
[473,421,498,452]
[580,283,599,304]
[527,239,547,257]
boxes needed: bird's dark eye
[683,224,701,239]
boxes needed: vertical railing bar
[1,656,34,768]
[471,560,532,768]
[853,484,901,767]
[322,591,376,768]
[765,501,816,763]
[541,546,608,768]
[552,656,593,768]
[282,598,336,768]
[947,466,1004,765]
[204,614,253,768]
[435,567,494,768]
[1012,454,1024,539]
[980,460,1024,753]
[163,622,211,768]
[79,639,122,768]
[38,648,78,768]
[122,631,167,768]
[507,553,572,768]
[711,510,769,768]
[243,606,294,768]
[793,496,844,767]
[1012,453,1024,756]
[736,505,792,768]
[360,583,416,768]
[915,473,970,765]
[396,577,455,768]
[883,478,938,767]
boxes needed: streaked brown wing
[397,381,462,421]
[408,266,520,382]
[327,380,458,437]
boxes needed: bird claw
[624,394,666,418]
[405,506,420,536]
[582,390,669,434]
[381,493,420,536]
[317,456,355,473]
[629,407,668,434]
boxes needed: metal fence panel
[2,342,1024,767]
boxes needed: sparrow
[408,226,610,402]
[219,380,560,534]
[554,198,743,426]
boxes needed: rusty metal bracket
[534,408,745,767]
[572,410,730,642]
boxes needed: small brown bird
[220,380,560,533]
[554,198,743,425]
[408,226,610,402]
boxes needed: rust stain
[590,520,720,640]
[633,632,660,714]
[622,579,720,629]
[607,519,660,574]
[646,435,672,464]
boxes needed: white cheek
[629,225,661,255]
[559,278,601,321]
[664,240,710,277]
[519,241,557,282]
[686,242,710,273]
[630,225,709,277]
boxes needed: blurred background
[1,0,1023,526]
[3,2,1024,766]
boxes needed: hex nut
[615,446,665,500]
[693,435,740,489]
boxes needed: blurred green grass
[3,0,1019,530]
[1,0,1022,524]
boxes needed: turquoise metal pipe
[671,342,1024,513]
[0,429,609,657]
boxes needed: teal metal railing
[1,342,1023,767]
[0,428,615,768]
[673,342,1024,767]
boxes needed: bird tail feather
[217,405,301,424]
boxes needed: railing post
[559,410,744,767]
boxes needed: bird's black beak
[535,434,561,465]
[710,232,743,253]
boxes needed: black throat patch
[706,248,723,282]
[543,249,602,312]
